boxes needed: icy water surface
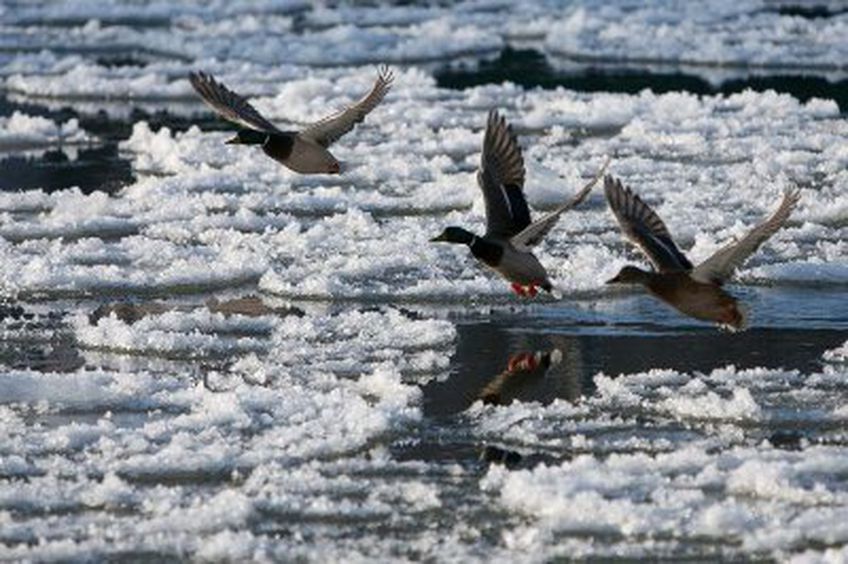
[2,0,848,561]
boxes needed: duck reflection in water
[476,348,565,469]
[478,348,563,406]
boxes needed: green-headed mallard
[188,66,394,174]
[604,175,801,330]
[431,109,607,297]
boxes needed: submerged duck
[431,110,607,297]
[188,66,394,174]
[604,175,801,330]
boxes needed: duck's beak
[430,233,447,242]
[225,135,241,145]
[605,275,621,284]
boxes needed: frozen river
[1,1,848,561]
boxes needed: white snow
[473,360,848,559]
[0,111,89,149]
[481,441,848,559]
[1,0,847,561]
[824,340,848,363]
[545,2,848,72]
[0,303,451,560]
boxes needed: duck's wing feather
[299,66,394,148]
[604,175,693,272]
[479,109,529,239]
[189,71,281,133]
[511,156,609,250]
[691,189,800,285]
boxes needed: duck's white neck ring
[262,134,271,147]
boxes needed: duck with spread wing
[604,175,800,330]
[431,110,608,297]
[188,66,393,174]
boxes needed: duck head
[225,129,268,145]
[606,265,652,285]
[430,226,476,245]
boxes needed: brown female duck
[188,66,393,174]
[605,175,800,330]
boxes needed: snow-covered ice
[1,0,847,561]
[0,111,88,150]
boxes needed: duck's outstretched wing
[300,66,394,148]
[511,157,609,250]
[604,175,693,272]
[691,189,800,285]
[479,109,530,239]
[189,71,281,133]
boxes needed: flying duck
[430,110,608,297]
[188,66,394,174]
[604,175,801,330]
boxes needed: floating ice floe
[469,360,848,559]
[0,111,89,150]
[824,340,848,363]
[0,302,456,560]
[481,441,848,559]
[1,1,848,560]
[6,0,309,26]
[469,361,848,458]
[5,0,848,100]
[545,1,848,73]
[74,302,455,377]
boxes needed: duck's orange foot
[510,283,539,297]
[507,352,539,372]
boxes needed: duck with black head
[431,109,608,298]
[189,66,394,174]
